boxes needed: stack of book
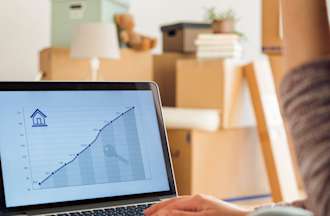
[195,34,242,59]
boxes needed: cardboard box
[51,0,129,48]
[262,0,283,54]
[176,58,256,128]
[167,127,270,200]
[176,59,224,109]
[161,23,212,53]
[153,53,194,106]
[40,48,153,81]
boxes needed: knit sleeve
[280,58,330,216]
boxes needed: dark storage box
[161,23,212,53]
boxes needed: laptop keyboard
[51,203,155,216]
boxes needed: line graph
[23,105,148,190]
[0,91,169,208]
[38,107,135,186]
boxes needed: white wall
[0,0,261,80]
[0,1,50,81]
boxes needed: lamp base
[90,57,100,81]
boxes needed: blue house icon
[31,109,48,127]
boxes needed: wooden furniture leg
[243,59,299,202]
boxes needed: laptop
[0,82,177,215]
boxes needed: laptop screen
[0,89,170,208]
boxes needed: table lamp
[71,23,120,81]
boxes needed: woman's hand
[144,194,252,216]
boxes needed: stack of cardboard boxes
[153,23,209,107]
[154,23,270,203]
[40,0,154,81]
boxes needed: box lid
[52,0,130,7]
[161,22,211,32]
[111,0,130,7]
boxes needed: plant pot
[212,19,235,34]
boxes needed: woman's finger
[145,197,187,216]
[170,209,204,216]
[153,209,203,216]
[166,194,205,212]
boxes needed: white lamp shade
[70,23,120,59]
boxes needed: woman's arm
[281,0,330,72]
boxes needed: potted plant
[205,7,239,34]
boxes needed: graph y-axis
[22,108,34,189]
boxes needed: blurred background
[1,0,329,208]
[0,0,260,80]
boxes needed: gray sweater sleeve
[280,59,330,216]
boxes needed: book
[195,40,240,46]
[197,45,242,52]
[197,51,241,59]
[197,34,240,40]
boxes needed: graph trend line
[38,106,135,186]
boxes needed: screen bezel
[0,82,176,212]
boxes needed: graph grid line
[38,106,135,186]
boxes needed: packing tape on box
[162,107,221,132]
